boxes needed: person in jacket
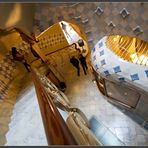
[70,56,80,76]
[11,47,31,72]
[79,54,88,75]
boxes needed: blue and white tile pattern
[91,36,148,91]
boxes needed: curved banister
[106,35,148,66]
[31,68,77,145]
[0,27,36,44]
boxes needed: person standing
[11,47,31,72]
[70,56,80,76]
[79,54,88,75]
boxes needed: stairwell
[0,70,32,145]
[5,83,47,145]
[1,63,55,145]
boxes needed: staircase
[3,63,64,145]
[0,22,90,145]
[0,100,13,145]
[5,84,47,145]
[106,35,148,66]
[0,71,31,145]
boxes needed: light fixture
[133,26,143,35]
[108,21,116,30]
[82,18,89,24]
[120,8,130,18]
[92,79,96,83]
[74,15,81,20]
[94,7,104,15]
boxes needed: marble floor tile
[64,64,148,146]
[5,61,148,146]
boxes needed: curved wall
[33,2,148,49]
[0,3,35,35]
[91,36,148,91]
[0,3,36,100]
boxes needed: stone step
[0,102,13,117]
[89,116,125,146]
[0,122,9,145]
[0,125,9,136]
[0,133,6,145]
[6,85,47,145]
[0,101,14,146]
[0,117,11,125]
[0,68,32,145]
[8,87,37,129]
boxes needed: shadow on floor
[110,102,148,131]
[89,116,125,146]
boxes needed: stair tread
[0,134,6,145]
[0,125,9,135]
[0,117,11,124]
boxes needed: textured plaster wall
[0,35,29,101]
[33,2,148,49]
[0,2,147,99]
[0,3,36,100]
[0,3,36,34]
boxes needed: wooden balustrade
[0,27,36,44]
[31,68,77,145]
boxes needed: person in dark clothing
[30,44,44,63]
[70,56,80,76]
[11,47,31,72]
[79,54,88,75]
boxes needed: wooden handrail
[0,27,36,45]
[31,68,77,145]
[106,36,148,66]
[1,26,66,88]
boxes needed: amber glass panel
[106,35,148,66]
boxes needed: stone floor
[64,65,148,146]
[5,63,148,146]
